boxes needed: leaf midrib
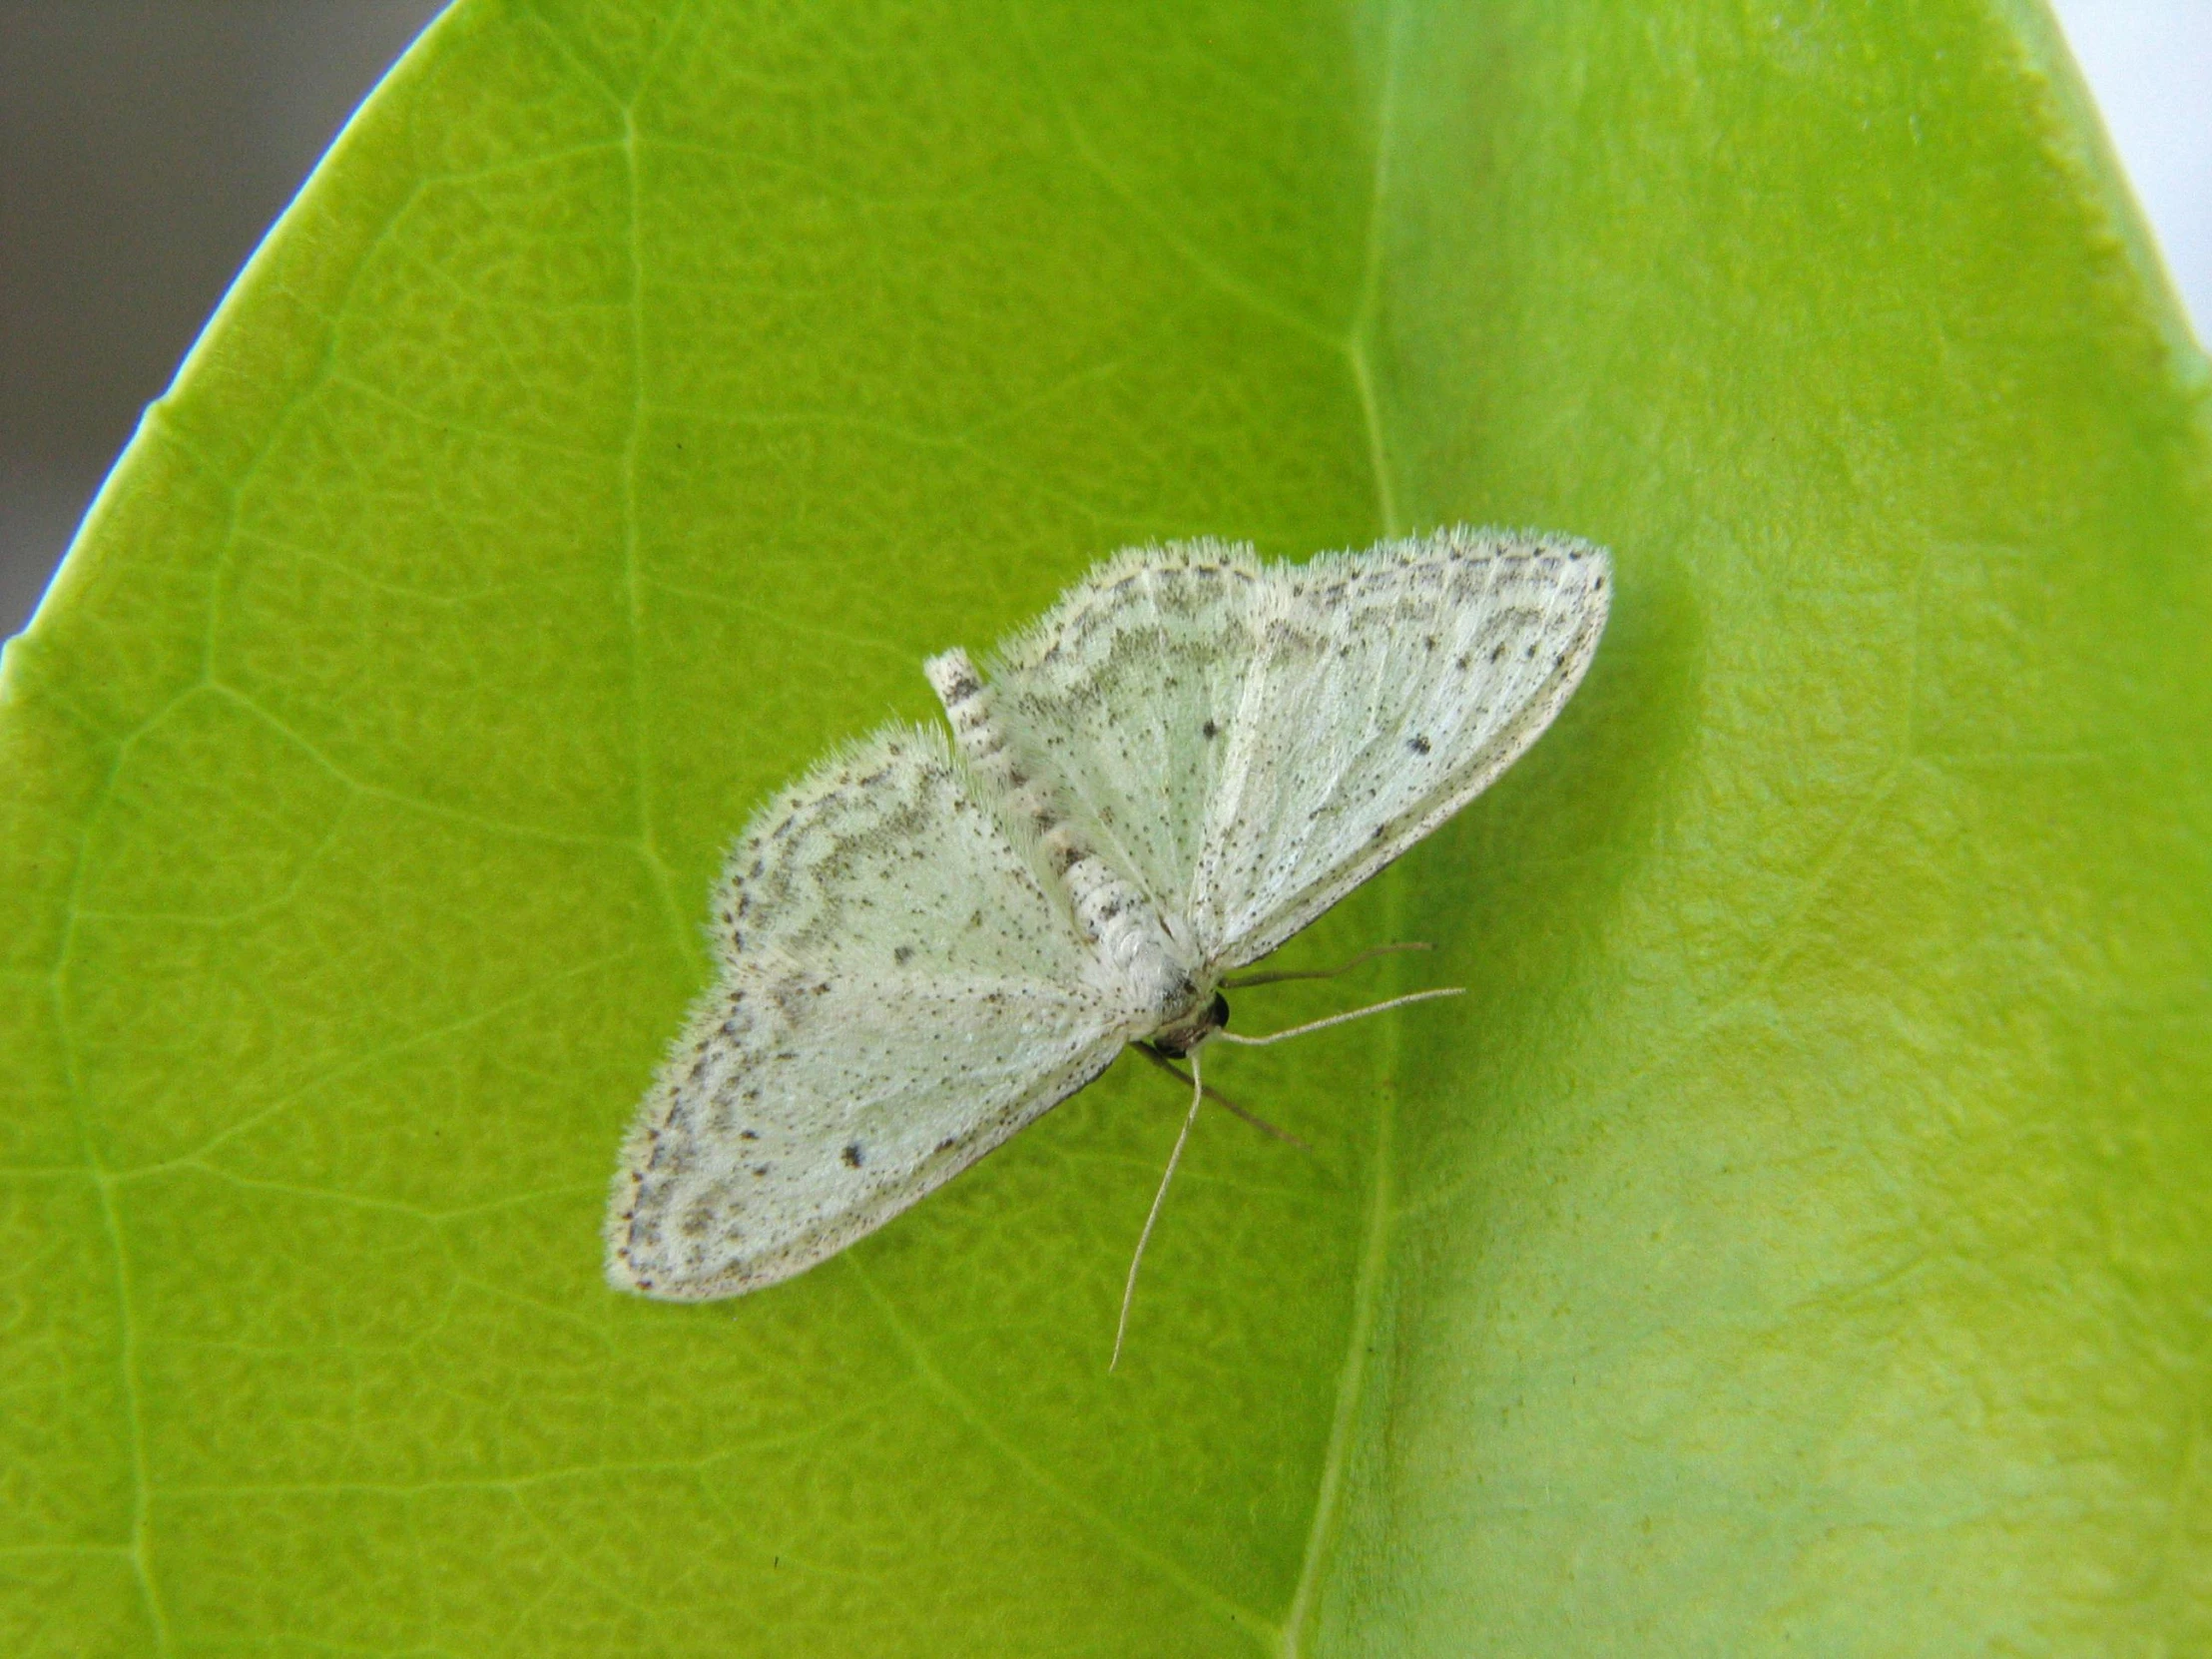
[1282,2,1407,1649]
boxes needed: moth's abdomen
[926,647,1186,1013]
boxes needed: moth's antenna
[1223,941,1431,989]
[1135,1042,1308,1150]
[1214,986,1464,1047]
[1112,1046,1207,1372]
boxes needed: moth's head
[1148,986,1229,1058]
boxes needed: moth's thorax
[1059,854,1189,1005]
[1148,985,1229,1058]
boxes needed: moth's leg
[1224,940,1431,989]
[1113,1047,1208,1372]
[1134,1043,1308,1151]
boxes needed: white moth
[606,528,1610,1355]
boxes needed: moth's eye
[1209,991,1230,1031]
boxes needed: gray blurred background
[2,1,2206,639]
[1,2,445,637]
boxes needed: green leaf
[5,0,2207,1652]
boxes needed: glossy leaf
[3,1,2206,1653]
